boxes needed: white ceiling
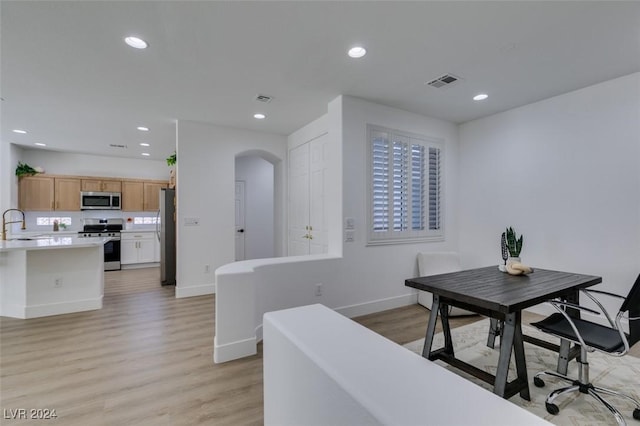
[2,1,639,162]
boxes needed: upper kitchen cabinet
[19,175,81,211]
[122,180,168,211]
[81,178,122,193]
[19,176,55,211]
[121,181,144,211]
[54,178,81,210]
[143,182,168,211]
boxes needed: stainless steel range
[78,218,123,271]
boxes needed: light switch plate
[184,217,200,226]
[345,217,355,230]
[344,230,355,242]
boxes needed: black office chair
[532,273,640,426]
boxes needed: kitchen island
[0,236,109,319]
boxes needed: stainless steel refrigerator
[157,188,176,286]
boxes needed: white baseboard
[213,335,257,364]
[22,297,102,319]
[335,293,418,319]
[175,283,215,298]
[0,303,27,319]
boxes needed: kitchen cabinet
[19,174,168,212]
[19,176,81,211]
[122,180,168,211]
[81,179,122,193]
[54,178,81,210]
[143,182,167,211]
[122,181,144,211]
[19,176,55,211]
[121,232,156,265]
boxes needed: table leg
[512,311,530,400]
[486,318,501,349]
[494,312,516,398]
[422,295,440,358]
[439,302,454,356]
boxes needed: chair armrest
[549,300,601,315]
[580,289,617,328]
[582,289,626,300]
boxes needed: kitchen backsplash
[11,210,160,233]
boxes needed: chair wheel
[633,408,640,420]
[533,377,545,388]
[546,403,560,415]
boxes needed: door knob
[237,229,245,233]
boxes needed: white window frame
[366,124,444,246]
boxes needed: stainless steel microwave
[80,192,121,210]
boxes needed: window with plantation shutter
[367,125,444,245]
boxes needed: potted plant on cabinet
[166,151,176,189]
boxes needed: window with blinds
[368,125,443,244]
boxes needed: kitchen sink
[9,235,50,241]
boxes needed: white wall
[175,120,286,298]
[20,149,168,180]
[339,96,460,300]
[458,73,640,314]
[0,143,23,213]
[235,155,275,260]
[214,96,460,362]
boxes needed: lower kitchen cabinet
[121,232,157,265]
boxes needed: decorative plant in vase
[505,226,523,261]
[502,227,533,275]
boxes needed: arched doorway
[234,151,278,260]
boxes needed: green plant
[15,162,39,177]
[166,152,176,167]
[505,226,523,257]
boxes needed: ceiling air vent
[255,94,273,103]
[426,74,463,89]
[109,144,127,149]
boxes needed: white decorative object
[506,256,521,267]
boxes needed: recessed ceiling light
[12,129,27,134]
[124,36,148,49]
[348,46,367,58]
[473,93,489,101]
[141,153,150,156]
[137,126,149,131]
[34,143,46,147]
[140,142,150,147]
[253,113,266,120]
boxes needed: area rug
[403,319,640,425]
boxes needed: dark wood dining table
[405,266,601,400]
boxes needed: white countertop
[0,236,112,252]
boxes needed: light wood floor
[1,268,637,425]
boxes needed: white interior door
[235,181,246,261]
[288,134,329,256]
[288,143,310,255]
[309,134,328,254]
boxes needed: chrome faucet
[2,209,26,240]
